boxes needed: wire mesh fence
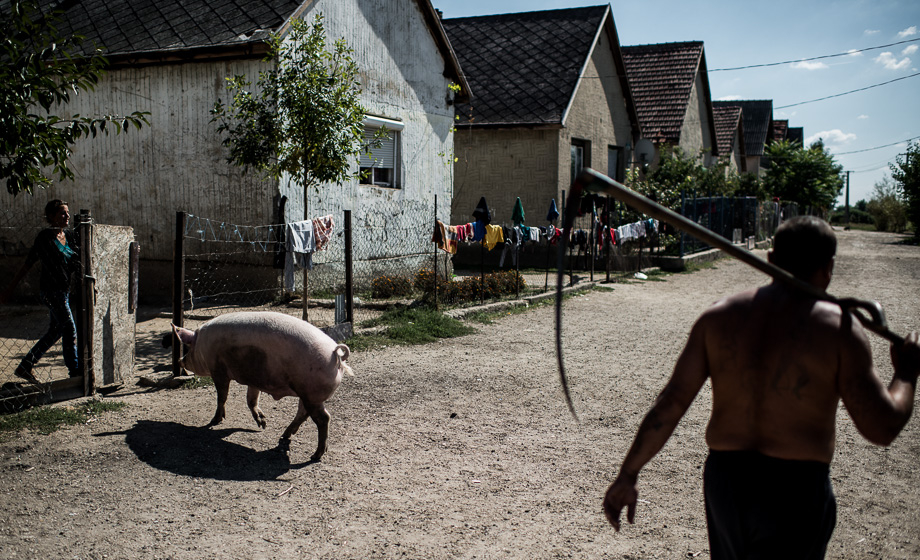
[174,210,443,337]
[0,205,88,413]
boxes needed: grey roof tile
[443,6,609,126]
[713,100,773,157]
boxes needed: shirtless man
[602,216,920,559]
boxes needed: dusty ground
[0,228,918,559]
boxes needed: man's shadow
[95,420,315,481]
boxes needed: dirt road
[0,228,917,559]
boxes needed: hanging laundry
[512,197,525,226]
[312,215,334,251]
[546,198,559,222]
[472,197,492,225]
[432,220,456,254]
[472,220,486,242]
[284,220,316,291]
[483,224,504,251]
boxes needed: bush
[371,275,414,299]
[415,268,526,304]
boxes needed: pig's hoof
[310,452,323,462]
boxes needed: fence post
[172,211,186,377]
[344,210,353,324]
[433,196,438,311]
[605,196,611,282]
[78,210,95,395]
[679,191,685,258]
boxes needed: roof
[621,41,717,152]
[442,5,637,128]
[712,100,773,157]
[787,127,804,146]
[712,104,744,158]
[772,119,788,142]
[27,0,470,97]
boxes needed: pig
[171,311,353,461]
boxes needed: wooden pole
[344,210,353,324]
[172,211,186,377]
[78,211,95,395]
[433,196,439,311]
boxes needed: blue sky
[434,0,920,206]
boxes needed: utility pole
[845,171,851,227]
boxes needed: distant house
[713,104,746,173]
[442,5,640,227]
[713,100,774,176]
[772,119,789,143]
[620,41,719,168]
[1,0,469,300]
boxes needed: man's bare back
[701,284,852,463]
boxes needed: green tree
[210,15,375,206]
[763,139,843,211]
[889,141,920,239]
[866,176,908,232]
[1,0,149,195]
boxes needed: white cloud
[806,129,857,146]
[903,44,919,56]
[791,60,829,70]
[864,29,880,35]
[716,95,742,101]
[897,26,917,38]
[857,114,869,119]
[874,51,911,70]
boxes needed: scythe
[555,168,905,420]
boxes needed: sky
[433,0,920,206]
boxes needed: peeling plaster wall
[91,225,135,386]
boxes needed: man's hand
[891,332,920,381]
[603,473,638,531]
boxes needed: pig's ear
[171,324,197,347]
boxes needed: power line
[710,37,920,72]
[775,72,920,108]
[833,135,920,155]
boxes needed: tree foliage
[866,175,908,232]
[762,140,843,211]
[889,140,920,238]
[210,15,372,193]
[1,0,150,195]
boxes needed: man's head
[769,216,837,285]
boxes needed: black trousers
[704,449,836,560]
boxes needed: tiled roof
[713,104,743,157]
[772,119,788,142]
[787,127,804,146]
[443,6,610,126]
[620,41,707,146]
[39,0,303,57]
[713,100,773,157]
[28,0,471,97]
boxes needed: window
[608,145,625,182]
[571,139,590,184]
[360,116,403,188]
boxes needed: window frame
[360,115,404,189]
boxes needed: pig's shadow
[96,420,315,480]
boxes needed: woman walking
[1,200,81,384]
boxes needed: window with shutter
[360,116,403,188]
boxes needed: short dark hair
[43,199,68,224]
[771,216,836,279]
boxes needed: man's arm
[603,317,710,530]
[839,312,920,446]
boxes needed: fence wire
[0,206,83,413]
[178,213,440,332]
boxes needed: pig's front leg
[208,375,231,427]
[246,386,267,429]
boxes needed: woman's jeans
[17,290,80,378]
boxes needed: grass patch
[0,399,127,439]
[348,306,476,349]
[180,376,214,390]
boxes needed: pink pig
[172,311,352,461]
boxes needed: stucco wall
[678,72,715,166]
[91,224,135,387]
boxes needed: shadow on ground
[95,420,315,480]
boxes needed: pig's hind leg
[246,386,267,429]
[280,399,331,461]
